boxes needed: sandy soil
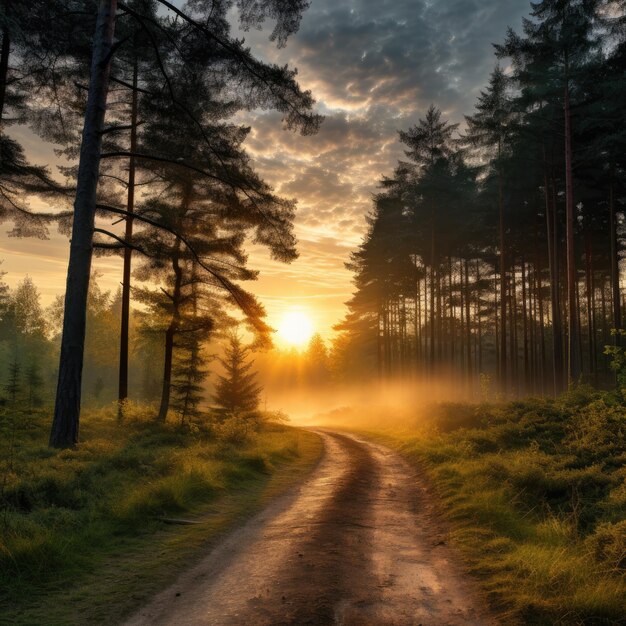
[124,432,497,626]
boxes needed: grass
[358,391,626,625]
[0,406,322,625]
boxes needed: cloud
[4,1,532,336]
[237,0,530,333]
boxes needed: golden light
[277,310,314,348]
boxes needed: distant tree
[9,276,46,337]
[304,333,331,385]
[214,335,262,417]
[25,361,43,409]
[4,358,20,405]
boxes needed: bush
[586,520,626,573]
[383,389,626,625]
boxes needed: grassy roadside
[0,408,322,625]
[350,392,625,625]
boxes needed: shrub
[586,520,626,573]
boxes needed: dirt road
[125,432,496,626]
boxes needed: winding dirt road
[125,432,496,626]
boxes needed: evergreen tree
[398,106,460,372]
[49,0,321,447]
[214,335,262,417]
[496,0,602,385]
[465,66,516,389]
[26,362,43,409]
[4,358,20,405]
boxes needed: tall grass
[0,406,320,623]
[381,392,626,625]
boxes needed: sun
[277,310,314,348]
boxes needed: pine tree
[0,1,66,238]
[399,106,460,372]
[4,358,20,405]
[465,66,516,389]
[214,335,262,417]
[49,0,321,447]
[496,0,602,385]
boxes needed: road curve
[125,431,496,626]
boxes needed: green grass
[0,407,322,625]
[362,392,626,626]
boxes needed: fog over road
[125,432,496,626]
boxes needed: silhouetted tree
[214,334,262,417]
[49,0,321,447]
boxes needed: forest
[1,1,625,625]
[336,2,626,397]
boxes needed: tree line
[336,0,626,396]
[0,0,320,446]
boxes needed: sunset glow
[277,310,314,348]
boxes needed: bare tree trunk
[118,55,139,418]
[430,208,436,374]
[476,260,483,374]
[510,268,518,396]
[377,309,383,380]
[0,28,10,126]
[546,171,564,395]
[494,271,500,383]
[601,277,609,377]
[464,259,472,387]
[157,238,183,422]
[49,0,117,448]
[609,182,621,343]
[498,171,507,392]
[564,78,581,385]
[521,259,530,394]
[585,233,596,380]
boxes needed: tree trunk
[498,169,507,392]
[509,268,518,396]
[0,27,10,126]
[476,260,483,374]
[157,238,183,422]
[494,272,500,383]
[49,0,117,448]
[536,256,547,395]
[118,55,139,418]
[609,182,621,343]
[564,78,581,385]
[464,259,472,387]
[430,207,436,374]
[546,170,564,395]
[521,259,530,394]
[601,277,609,377]
[585,234,596,380]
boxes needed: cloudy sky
[2,0,531,343]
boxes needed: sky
[2,0,531,346]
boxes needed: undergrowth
[386,390,626,625]
[0,406,319,624]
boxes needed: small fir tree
[4,358,21,405]
[214,335,262,418]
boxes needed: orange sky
[0,1,529,346]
